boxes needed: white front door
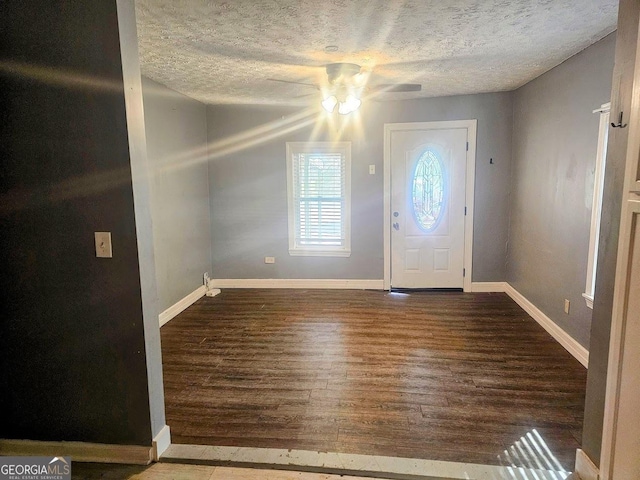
[389,126,468,289]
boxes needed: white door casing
[384,121,477,291]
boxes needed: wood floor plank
[161,289,586,471]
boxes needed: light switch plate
[369,165,376,175]
[95,232,113,258]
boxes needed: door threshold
[390,287,464,293]
[160,444,572,480]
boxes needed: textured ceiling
[135,0,618,105]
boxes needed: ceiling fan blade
[267,78,317,89]
[369,84,422,93]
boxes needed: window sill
[582,293,594,309]
[289,249,351,258]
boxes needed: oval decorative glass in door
[411,149,445,231]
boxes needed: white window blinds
[286,142,351,257]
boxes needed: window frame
[583,102,610,308]
[286,141,352,257]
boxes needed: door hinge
[464,206,467,215]
[466,142,469,151]
[463,268,466,277]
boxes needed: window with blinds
[286,142,351,257]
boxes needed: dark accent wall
[0,0,153,445]
[142,77,212,312]
[207,92,513,281]
[583,0,639,466]
[507,34,616,349]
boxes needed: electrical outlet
[564,299,570,314]
[265,256,275,264]
[203,272,210,286]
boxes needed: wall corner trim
[210,279,384,290]
[152,425,171,461]
[575,448,600,480]
[0,439,153,465]
[159,286,206,327]
[470,282,508,292]
[504,283,589,368]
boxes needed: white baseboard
[210,279,384,290]
[152,425,171,461]
[504,284,589,368]
[471,282,508,292]
[0,439,152,465]
[575,448,599,480]
[159,285,206,327]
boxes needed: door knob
[393,212,399,217]
[393,222,400,231]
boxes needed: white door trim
[383,120,477,292]
[600,199,640,479]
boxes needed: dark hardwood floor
[160,289,586,471]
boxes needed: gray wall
[142,77,212,312]
[207,92,513,281]
[507,34,616,348]
[0,0,155,445]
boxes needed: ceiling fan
[268,63,421,114]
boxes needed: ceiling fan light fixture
[322,95,338,113]
[338,94,361,115]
